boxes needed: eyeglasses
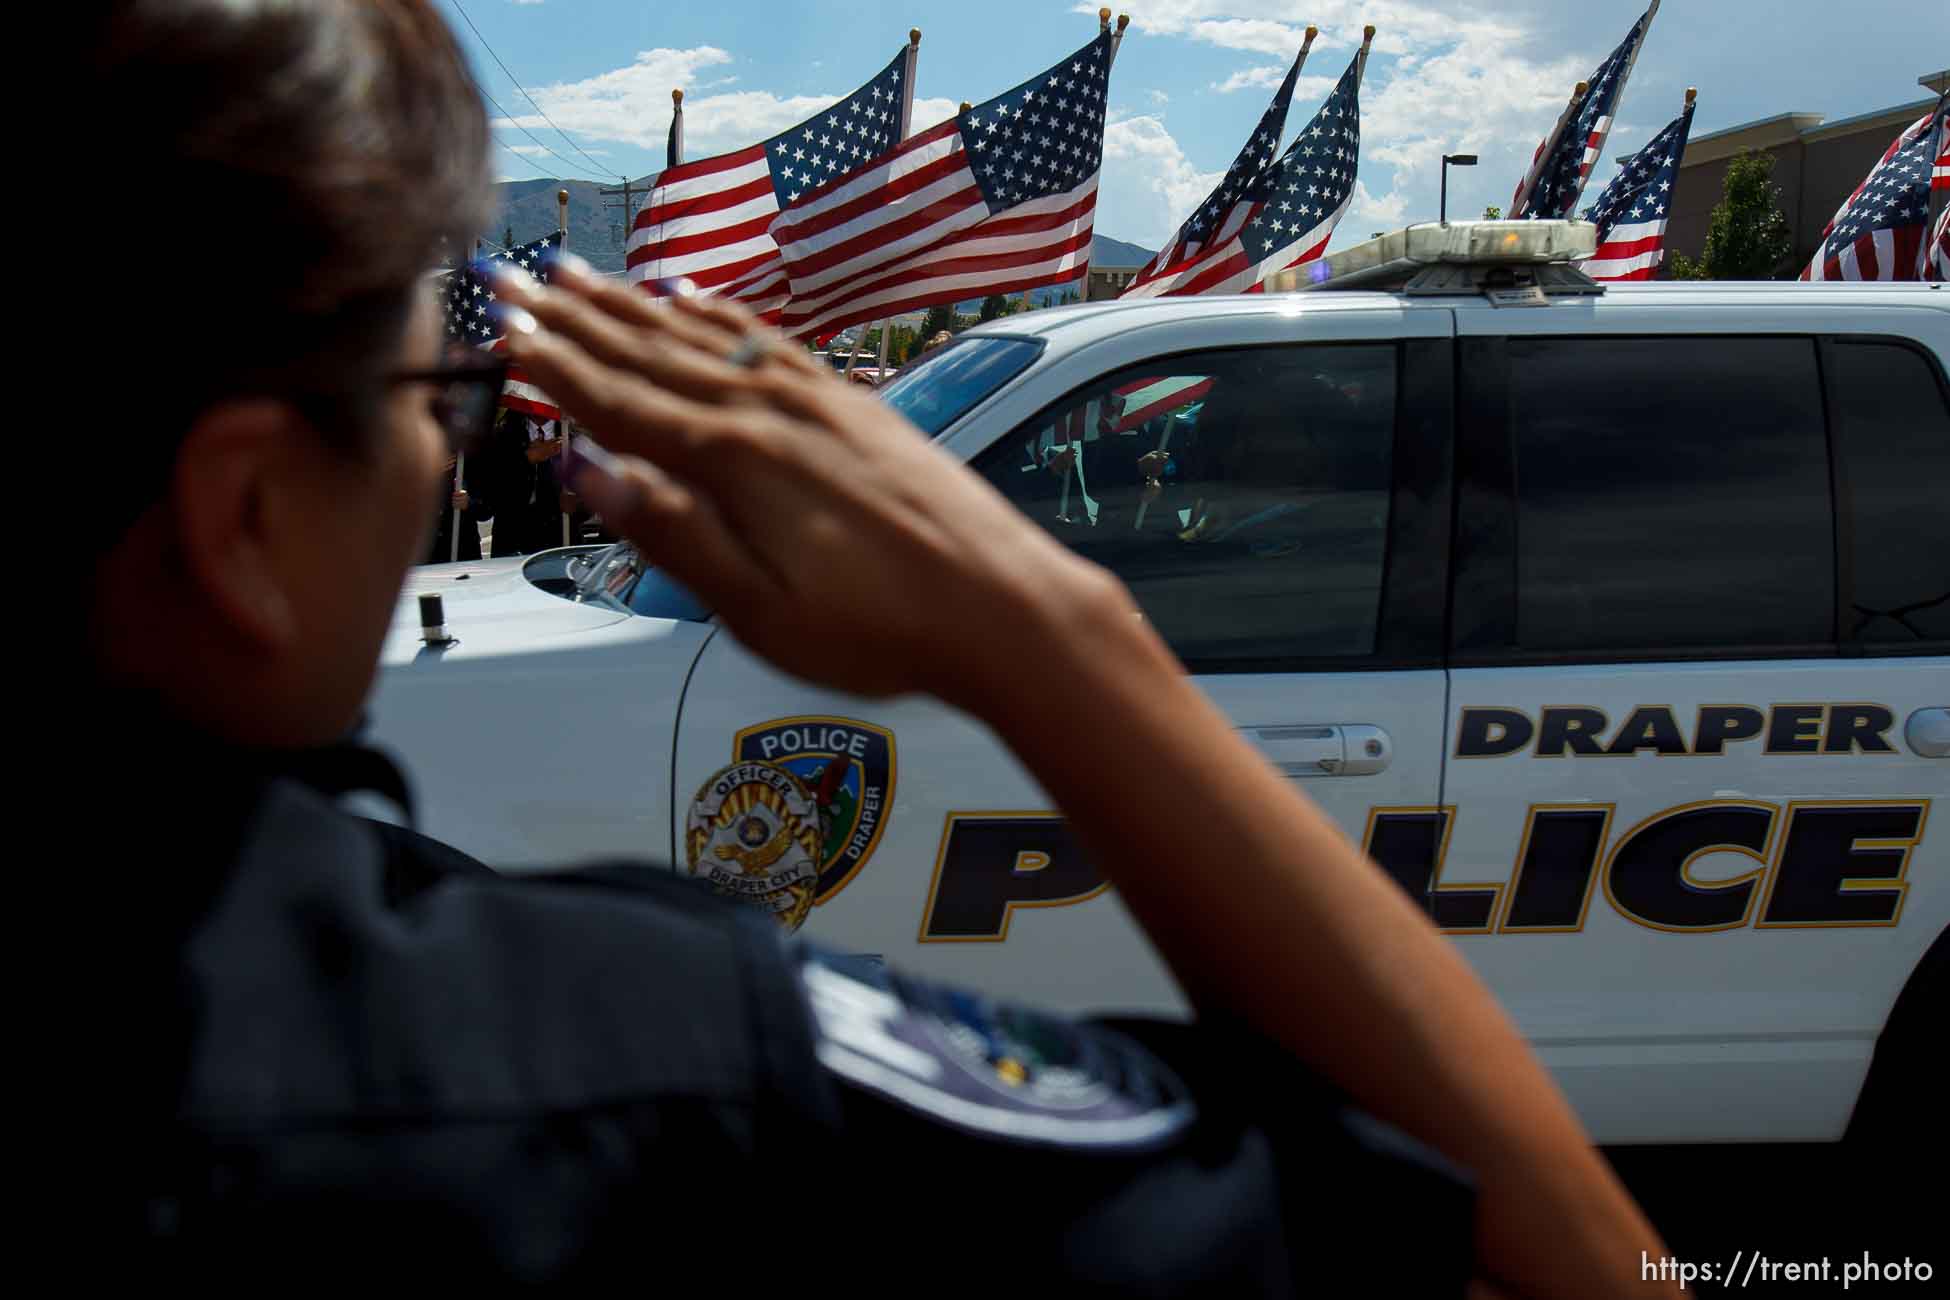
[388,353,510,453]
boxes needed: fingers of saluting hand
[566,438,797,653]
[491,264,768,409]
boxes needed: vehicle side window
[1826,339,1950,647]
[1504,336,1832,657]
[971,345,1397,668]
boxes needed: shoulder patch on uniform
[798,949,1195,1152]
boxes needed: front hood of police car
[381,556,632,665]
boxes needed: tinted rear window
[1505,336,1833,656]
[1827,339,1950,648]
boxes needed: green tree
[1481,205,1501,220]
[1667,149,1794,280]
[920,303,956,340]
[979,293,1010,322]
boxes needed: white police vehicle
[374,223,1949,1146]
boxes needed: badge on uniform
[798,949,1196,1152]
[684,717,899,931]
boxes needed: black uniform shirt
[119,732,1473,1292]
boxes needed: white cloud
[1212,64,1283,94]
[1066,2,1619,240]
[909,97,961,132]
[498,47,963,161]
[1347,179,1409,229]
[1147,89,1170,105]
[1100,114,1222,247]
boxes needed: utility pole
[599,175,648,249]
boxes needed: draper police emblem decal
[685,761,822,932]
[734,716,897,907]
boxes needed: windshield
[527,545,713,621]
[876,336,1043,436]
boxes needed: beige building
[1086,263,1146,300]
[1667,70,1947,273]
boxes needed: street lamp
[1440,153,1477,225]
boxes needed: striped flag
[445,229,564,419]
[1579,97,1694,281]
[769,30,1116,341]
[1801,102,1945,282]
[626,47,914,321]
[1119,37,1371,299]
[1511,1,1659,220]
[1113,375,1213,429]
[1122,31,1315,296]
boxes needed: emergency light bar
[1269,220,1603,299]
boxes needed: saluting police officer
[79,2,1672,1294]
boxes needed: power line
[493,139,566,180]
[470,71,610,181]
[447,0,618,181]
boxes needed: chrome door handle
[1243,724,1392,777]
[1908,708,1950,758]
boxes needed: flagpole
[670,88,685,167]
[557,187,572,548]
[846,28,922,388]
[450,237,486,562]
[1514,80,1589,218]
[1573,0,1661,214]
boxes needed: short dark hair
[85,0,492,541]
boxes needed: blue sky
[455,0,1946,252]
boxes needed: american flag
[1800,101,1945,282]
[625,48,912,322]
[1122,40,1370,299]
[444,229,564,420]
[769,30,1116,340]
[1927,203,1950,282]
[1511,1,1659,220]
[1579,98,1694,282]
[1121,34,1314,297]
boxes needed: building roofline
[1680,94,1941,168]
[1680,112,1824,166]
[1801,96,1938,143]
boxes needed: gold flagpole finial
[959,101,972,114]
[1303,24,1318,43]
[672,88,683,106]
[1575,80,1589,97]
[1362,24,1376,43]
[909,27,921,45]
[1098,7,1111,26]
[1684,86,1697,106]
[1116,13,1130,33]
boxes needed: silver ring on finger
[724,333,771,369]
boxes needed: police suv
[374,222,1948,1147]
